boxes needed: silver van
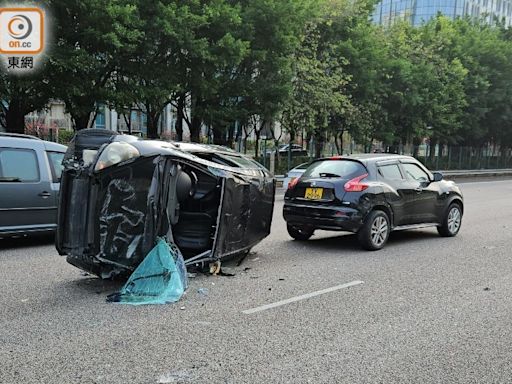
[0,133,67,237]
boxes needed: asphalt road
[1,179,512,384]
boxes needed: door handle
[38,191,51,198]
[414,187,423,193]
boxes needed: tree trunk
[334,136,340,155]
[314,130,324,158]
[5,100,25,134]
[227,124,236,149]
[213,124,227,146]
[305,131,312,156]
[146,108,161,139]
[123,112,132,135]
[338,130,344,155]
[73,113,92,131]
[234,123,242,151]
[243,126,249,154]
[254,129,261,159]
[412,137,421,158]
[175,95,185,141]
[429,137,438,164]
[190,115,202,143]
[189,95,203,143]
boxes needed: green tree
[236,0,314,157]
[115,0,248,140]
[281,19,351,158]
[331,14,392,151]
[48,0,140,129]
[0,71,50,134]
[379,20,467,153]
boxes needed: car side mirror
[432,172,443,182]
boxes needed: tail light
[288,177,299,190]
[344,173,369,192]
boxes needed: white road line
[242,280,364,315]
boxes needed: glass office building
[372,0,512,26]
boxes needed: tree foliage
[2,0,512,157]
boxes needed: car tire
[287,224,314,241]
[437,203,462,237]
[358,210,390,251]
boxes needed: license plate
[305,187,323,200]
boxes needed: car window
[249,159,269,171]
[197,152,261,169]
[220,154,259,168]
[402,163,430,182]
[379,164,403,180]
[47,151,65,182]
[214,153,258,168]
[302,160,366,179]
[0,148,40,182]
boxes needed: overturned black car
[56,129,275,278]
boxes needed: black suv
[283,154,463,250]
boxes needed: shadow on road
[307,232,361,251]
[296,229,441,252]
[387,229,440,243]
[58,275,125,296]
[0,234,55,250]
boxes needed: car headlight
[94,142,140,171]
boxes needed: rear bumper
[283,202,364,233]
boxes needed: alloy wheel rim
[447,207,461,234]
[371,216,388,247]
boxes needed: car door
[399,161,439,223]
[0,146,56,232]
[377,162,418,225]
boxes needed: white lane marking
[242,280,364,315]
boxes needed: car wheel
[358,210,390,251]
[437,203,462,237]
[287,224,314,241]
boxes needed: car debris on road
[106,238,188,305]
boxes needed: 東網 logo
[0,8,44,54]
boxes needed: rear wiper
[0,177,21,182]
[319,173,341,178]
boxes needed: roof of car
[0,132,67,152]
[117,138,261,170]
[173,142,238,154]
[0,132,42,140]
[339,153,416,163]
[129,139,242,157]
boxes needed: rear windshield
[302,159,366,179]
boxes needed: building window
[96,106,106,129]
